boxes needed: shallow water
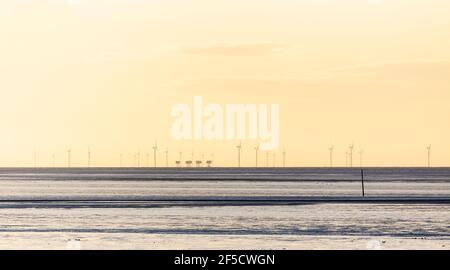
[0,168,449,249]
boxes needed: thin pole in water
[361,169,365,197]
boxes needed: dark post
[361,169,365,197]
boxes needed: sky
[0,0,449,167]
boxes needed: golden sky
[0,0,449,167]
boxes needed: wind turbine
[349,144,354,168]
[328,146,334,167]
[67,149,72,168]
[359,149,364,167]
[33,150,37,168]
[87,147,91,168]
[152,141,158,168]
[282,148,286,168]
[236,141,242,167]
[254,145,259,167]
[165,148,169,167]
[427,145,431,168]
[137,151,141,168]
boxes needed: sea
[0,167,449,250]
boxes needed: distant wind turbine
[67,149,72,168]
[328,146,334,167]
[165,148,169,167]
[137,151,141,168]
[349,144,354,167]
[282,148,286,168]
[33,151,37,168]
[87,147,91,168]
[359,150,364,167]
[152,141,158,168]
[254,145,259,167]
[427,145,431,168]
[236,141,242,167]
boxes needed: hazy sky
[1,0,449,167]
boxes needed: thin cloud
[182,43,286,56]
[330,59,450,73]
[310,59,450,82]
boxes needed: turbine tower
[152,141,158,168]
[328,146,334,167]
[254,145,259,167]
[427,145,431,168]
[236,141,242,167]
[282,148,286,168]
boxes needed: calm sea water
[0,168,449,249]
